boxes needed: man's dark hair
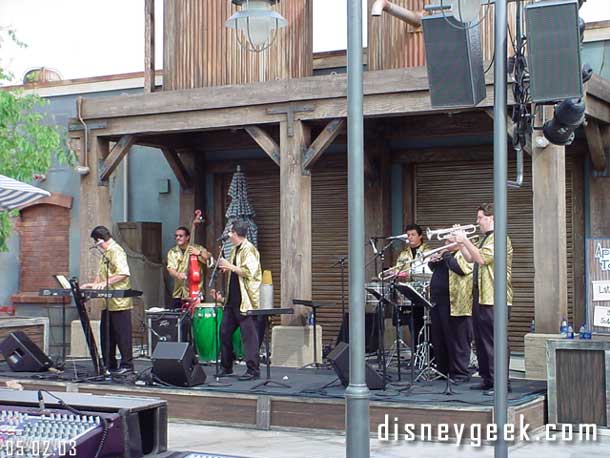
[90,226,112,241]
[231,220,249,238]
[478,203,494,217]
[404,223,423,236]
[175,226,190,237]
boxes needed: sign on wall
[587,239,610,333]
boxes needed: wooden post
[144,0,155,93]
[280,120,311,325]
[533,106,568,333]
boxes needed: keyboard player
[82,226,134,375]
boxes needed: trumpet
[426,224,479,241]
[378,234,479,281]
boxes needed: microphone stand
[372,239,394,391]
[207,239,231,387]
[331,255,348,345]
[93,246,112,379]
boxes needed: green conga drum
[193,304,243,361]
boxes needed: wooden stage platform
[0,358,546,441]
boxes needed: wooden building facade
[71,1,610,352]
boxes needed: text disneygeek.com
[378,414,598,446]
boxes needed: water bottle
[579,324,586,339]
[567,324,574,339]
[529,320,535,333]
[584,325,592,340]
[560,318,568,338]
[308,312,314,326]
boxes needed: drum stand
[413,307,447,383]
[207,277,232,387]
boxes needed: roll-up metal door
[415,155,574,352]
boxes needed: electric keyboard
[39,288,143,299]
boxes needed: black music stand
[292,299,334,369]
[246,308,294,389]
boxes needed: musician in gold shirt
[166,225,210,309]
[82,226,133,375]
[450,203,513,392]
[394,224,429,347]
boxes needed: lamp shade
[226,0,288,51]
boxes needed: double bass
[185,209,207,312]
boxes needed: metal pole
[346,0,370,457]
[493,1,508,458]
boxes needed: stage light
[225,0,288,53]
[542,97,585,146]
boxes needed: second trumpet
[426,224,479,241]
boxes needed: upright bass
[185,209,208,312]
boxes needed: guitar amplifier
[146,310,189,356]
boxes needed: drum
[192,304,244,361]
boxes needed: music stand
[246,308,294,389]
[293,299,334,369]
[394,283,445,383]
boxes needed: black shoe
[216,368,234,377]
[470,382,493,390]
[453,375,472,384]
[238,372,260,381]
[112,367,133,376]
[483,384,512,396]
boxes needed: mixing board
[0,389,167,458]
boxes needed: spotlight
[542,98,585,146]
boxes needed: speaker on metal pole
[327,342,384,390]
[0,331,53,372]
[151,342,206,387]
[422,14,486,109]
[526,0,583,103]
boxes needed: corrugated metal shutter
[311,155,348,347]
[415,155,574,352]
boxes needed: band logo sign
[595,242,610,271]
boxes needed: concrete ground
[166,422,610,458]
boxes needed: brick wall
[17,201,71,293]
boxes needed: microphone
[386,234,409,241]
[89,239,104,250]
[37,390,48,415]
[369,239,379,255]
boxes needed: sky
[0,0,608,86]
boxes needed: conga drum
[192,304,244,361]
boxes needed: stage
[0,357,546,442]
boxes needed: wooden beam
[302,118,345,171]
[78,66,496,120]
[280,120,311,325]
[533,106,568,333]
[99,135,136,182]
[144,0,155,94]
[585,93,610,124]
[85,85,500,137]
[244,126,280,166]
[160,147,192,189]
[584,118,608,171]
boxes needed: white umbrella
[0,174,51,211]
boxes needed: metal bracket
[267,104,314,137]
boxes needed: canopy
[0,174,50,212]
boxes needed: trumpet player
[428,241,473,384]
[394,224,430,347]
[448,203,513,393]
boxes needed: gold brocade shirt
[166,244,206,300]
[97,239,132,311]
[224,239,262,314]
[448,251,474,316]
[477,232,513,306]
[396,242,429,272]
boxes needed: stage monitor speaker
[526,0,582,102]
[422,14,485,109]
[0,331,53,372]
[327,342,384,390]
[151,342,206,387]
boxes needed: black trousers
[430,301,471,378]
[407,306,424,350]
[472,303,511,385]
[220,305,260,375]
[101,309,133,370]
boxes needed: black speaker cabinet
[0,331,52,372]
[327,342,384,390]
[151,342,206,387]
[547,339,610,427]
[146,311,189,356]
[526,0,582,102]
[422,14,485,109]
